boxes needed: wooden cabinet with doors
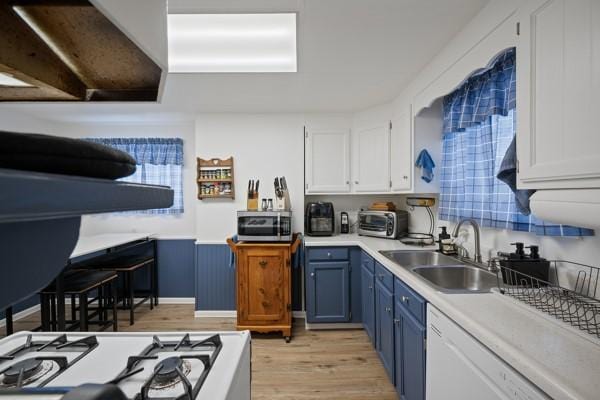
[227,235,301,342]
[517,0,600,189]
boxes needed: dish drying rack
[492,259,600,338]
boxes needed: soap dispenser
[437,226,455,255]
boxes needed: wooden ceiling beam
[0,2,87,100]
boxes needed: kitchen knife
[255,180,260,194]
[247,180,251,198]
[281,176,287,191]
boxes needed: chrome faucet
[452,219,482,264]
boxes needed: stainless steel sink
[379,250,459,268]
[378,250,497,293]
[411,265,497,293]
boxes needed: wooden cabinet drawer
[361,251,375,273]
[307,247,349,261]
[375,261,393,292]
[394,277,426,324]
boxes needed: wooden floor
[1,304,397,399]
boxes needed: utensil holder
[247,197,258,211]
[275,190,291,211]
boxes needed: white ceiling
[2,0,490,122]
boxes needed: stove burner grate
[0,334,98,388]
[109,333,223,400]
[0,357,67,388]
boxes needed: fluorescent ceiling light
[168,13,297,73]
[0,73,33,87]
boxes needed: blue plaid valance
[87,138,183,166]
[443,47,516,134]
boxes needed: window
[87,138,184,214]
[439,48,592,237]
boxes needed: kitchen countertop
[305,234,600,400]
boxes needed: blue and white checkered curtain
[443,48,516,134]
[439,111,593,236]
[87,138,184,214]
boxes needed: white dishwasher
[426,305,550,400]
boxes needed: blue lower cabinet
[375,279,395,383]
[394,295,426,400]
[361,264,376,345]
[306,261,350,323]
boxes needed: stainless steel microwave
[358,210,408,239]
[237,211,292,242]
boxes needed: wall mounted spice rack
[197,157,235,200]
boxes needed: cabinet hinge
[389,180,392,188]
[305,183,309,190]
[287,304,292,311]
[349,311,352,320]
[286,258,290,267]
[424,337,427,351]
[389,120,393,130]
[516,22,520,36]
[516,159,520,174]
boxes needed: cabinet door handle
[327,252,331,258]
[385,307,392,313]
[403,175,408,179]
[346,180,350,185]
[310,272,315,278]
[354,180,359,184]
[401,296,409,303]
[259,260,267,267]
[393,318,401,324]
[368,285,373,290]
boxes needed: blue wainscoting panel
[195,244,236,311]
[157,239,196,298]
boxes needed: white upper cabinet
[305,129,351,193]
[390,106,413,191]
[352,124,391,192]
[517,0,600,189]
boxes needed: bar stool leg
[123,273,129,308]
[71,294,76,322]
[128,270,134,325]
[153,240,159,306]
[154,261,159,306]
[5,307,14,336]
[111,282,118,332]
[40,294,50,331]
[56,273,66,331]
[79,293,88,332]
[149,263,154,311]
[50,294,57,331]
[98,286,105,322]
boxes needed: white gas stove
[0,331,251,400]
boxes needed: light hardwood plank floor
[1,304,398,399]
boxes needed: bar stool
[73,254,156,325]
[39,270,118,332]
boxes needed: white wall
[195,113,306,241]
[0,108,63,134]
[57,120,197,238]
